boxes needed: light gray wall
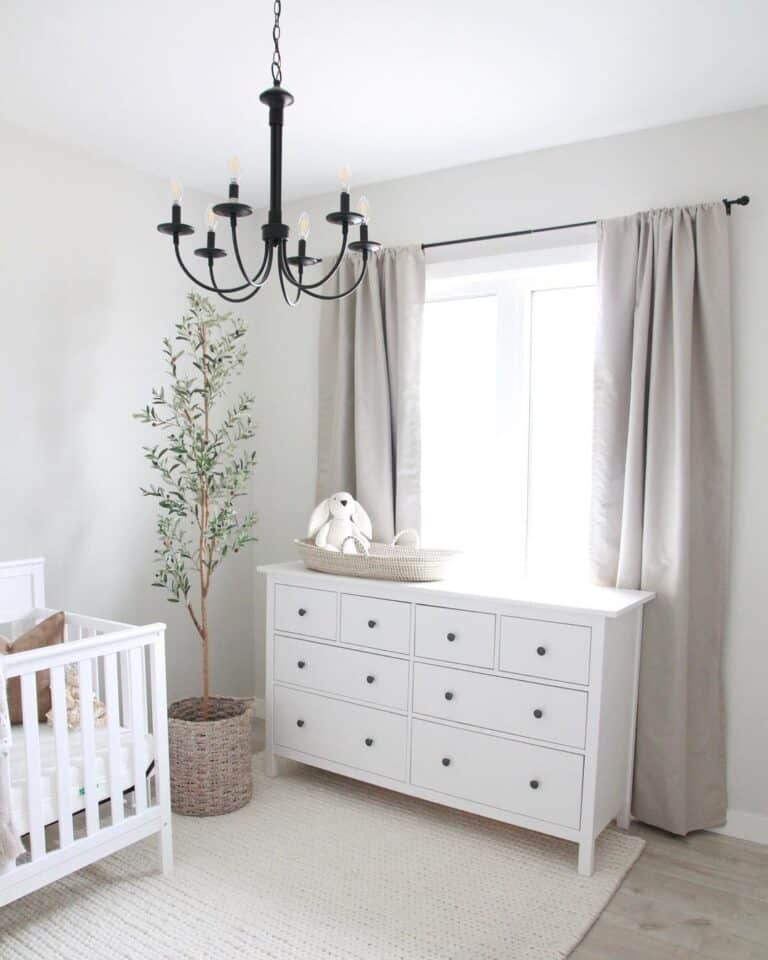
[1,106,765,834]
[249,106,768,832]
[0,119,258,704]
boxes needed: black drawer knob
[366,675,375,684]
[298,608,307,617]
[368,619,377,628]
[441,757,451,767]
[297,660,306,669]
[533,708,543,719]
[529,779,539,789]
[447,632,456,642]
[444,691,454,701]
[536,646,546,656]
[364,737,374,747]
[296,719,305,728]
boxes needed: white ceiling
[1,0,766,204]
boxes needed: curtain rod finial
[724,195,750,215]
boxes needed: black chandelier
[157,0,380,306]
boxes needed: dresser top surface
[258,562,654,618]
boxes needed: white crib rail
[1,611,172,907]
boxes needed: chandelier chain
[271,0,282,85]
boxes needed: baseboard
[251,697,266,720]
[711,808,768,845]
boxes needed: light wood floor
[574,822,768,959]
[251,720,768,958]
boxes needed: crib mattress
[10,724,155,835]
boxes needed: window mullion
[496,280,530,579]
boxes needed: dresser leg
[578,839,595,877]
[264,750,279,778]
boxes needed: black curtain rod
[421,195,750,252]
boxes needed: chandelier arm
[279,242,369,301]
[277,260,303,307]
[230,218,273,286]
[207,249,273,303]
[278,239,330,290]
[173,241,255,295]
[282,228,350,290]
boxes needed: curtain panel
[591,203,732,834]
[317,244,425,543]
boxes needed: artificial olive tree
[136,293,257,717]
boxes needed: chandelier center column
[259,85,294,237]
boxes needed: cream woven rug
[1,756,643,959]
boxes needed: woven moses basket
[294,536,460,582]
[168,697,254,816]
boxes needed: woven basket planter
[168,697,254,817]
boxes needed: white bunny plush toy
[308,492,373,554]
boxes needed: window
[421,247,597,582]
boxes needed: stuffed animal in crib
[45,663,107,731]
[308,492,373,554]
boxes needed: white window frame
[424,243,597,578]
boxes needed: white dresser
[259,562,654,875]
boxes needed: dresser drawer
[340,594,410,654]
[274,584,337,640]
[412,663,587,748]
[274,634,409,711]
[411,719,583,829]
[274,686,408,781]
[415,605,495,668]
[500,617,590,685]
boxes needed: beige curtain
[317,245,424,543]
[591,203,732,834]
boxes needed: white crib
[0,558,172,907]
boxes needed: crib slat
[20,674,45,860]
[50,665,74,848]
[78,659,99,835]
[129,646,147,815]
[83,630,99,701]
[119,650,131,727]
[142,646,151,736]
[103,652,124,825]
[95,638,105,702]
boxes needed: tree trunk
[200,318,210,721]
[201,588,209,719]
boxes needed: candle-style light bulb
[230,156,241,183]
[171,179,183,206]
[358,195,370,224]
[298,211,311,242]
[206,207,217,233]
[339,165,351,194]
